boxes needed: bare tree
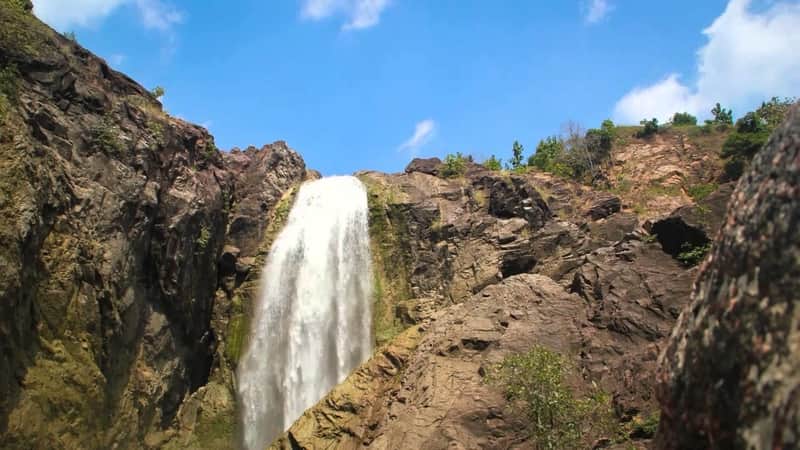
[561,121,597,180]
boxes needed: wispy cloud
[398,119,436,156]
[108,53,126,66]
[301,0,392,30]
[584,0,613,24]
[135,0,183,31]
[614,0,800,123]
[32,0,183,31]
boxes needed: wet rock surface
[656,106,800,449]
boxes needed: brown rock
[275,274,588,449]
[405,157,442,176]
[585,194,622,220]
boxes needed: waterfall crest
[237,176,373,450]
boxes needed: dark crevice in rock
[500,252,537,278]
[650,217,710,258]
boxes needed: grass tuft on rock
[687,182,718,202]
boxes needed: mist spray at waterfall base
[237,176,373,450]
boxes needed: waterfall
[236,176,373,450]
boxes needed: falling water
[236,176,373,450]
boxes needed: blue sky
[31,0,800,175]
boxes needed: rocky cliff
[0,2,307,448]
[271,148,731,448]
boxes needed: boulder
[656,105,800,449]
[585,194,622,220]
[404,157,442,176]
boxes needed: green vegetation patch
[0,0,55,58]
[628,411,660,438]
[0,64,19,126]
[482,155,502,171]
[89,118,124,156]
[677,242,711,267]
[486,346,619,449]
[441,152,468,178]
[645,182,682,198]
[359,175,413,346]
[195,225,211,249]
[671,112,697,126]
[636,118,659,138]
[224,298,248,364]
[687,182,718,202]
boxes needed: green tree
[585,119,615,163]
[672,112,697,126]
[720,97,794,180]
[509,140,525,170]
[151,86,165,99]
[441,152,467,178]
[711,103,733,125]
[528,136,562,170]
[486,346,616,449]
[756,96,795,128]
[637,118,659,138]
[483,155,502,171]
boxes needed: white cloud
[32,0,183,31]
[398,119,436,156]
[584,0,613,24]
[614,74,704,123]
[32,0,127,29]
[301,0,391,30]
[613,0,800,123]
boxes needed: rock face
[222,143,305,256]
[279,150,713,448]
[648,182,734,258]
[358,165,553,345]
[656,106,800,449]
[0,5,306,448]
[605,126,729,221]
[273,274,587,449]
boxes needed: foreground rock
[656,105,800,449]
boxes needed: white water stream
[237,176,373,450]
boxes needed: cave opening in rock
[650,217,710,258]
